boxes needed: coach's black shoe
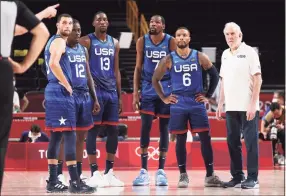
[69,179,95,194]
[46,180,68,193]
[241,178,259,189]
[223,176,245,188]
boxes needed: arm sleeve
[15,1,40,31]
[249,48,261,75]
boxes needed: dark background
[13,0,285,92]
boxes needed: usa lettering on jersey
[94,48,114,56]
[68,54,86,63]
[145,50,167,59]
[174,63,198,72]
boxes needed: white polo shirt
[220,42,261,112]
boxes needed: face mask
[272,98,278,103]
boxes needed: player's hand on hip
[162,94,178,104]
[246,104,256,121]
[43,4,59,19]
[65,84,73,96]
[195,93,209,103]
[93,100,100,115]
[132,92,140,112]
[216,104,223,120]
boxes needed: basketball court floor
[2,169,284,195]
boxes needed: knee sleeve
[86,125,100,155]
[198,131,213,164]
[140,114,153,148]
[176,133,187,165]
[63,131,76,161]
[159,118,169,152]
[47,132,63,159]
[106,125,118,154]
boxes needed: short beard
[177,44,188,49]
[99,29,107,34]
[149,30,159,35]
[60,31,70,37]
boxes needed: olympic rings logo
[135,146,160,160]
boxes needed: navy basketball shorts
[45,83,76,131]
[93,87,119,125]
[169,95,210,134]
[140,80,171,118]
[74,90,93,131]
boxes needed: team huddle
[44,12,222,194]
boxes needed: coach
[216,22,262,189]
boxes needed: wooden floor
[2,169,285,195]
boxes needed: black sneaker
[69,180,95,194]
[46,180,68,193]
[223,177,245,188]
[241,178,259,189]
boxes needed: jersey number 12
[76,64,85,78]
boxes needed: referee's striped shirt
[0,0,40,57]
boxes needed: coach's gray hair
[223,22,242,35]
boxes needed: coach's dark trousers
[226,111,259,181]
[0,58,14,192]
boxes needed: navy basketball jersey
[141,33,172,82]
[44,35,72,85]
[170,49,203,95]
[88,33,116,91]
[66,43,88,91]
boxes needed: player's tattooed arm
[198,52,213,70]
[197,52,219,99]
[132,36,144,111]
[49,38,72,95]
[169,37,177,51]
[133,36,144,94]
[79,35,91,50]
[152,55,172,100]
[113,38,122,114]
[84,47,97,101]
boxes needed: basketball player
[44,14,94,193]
[0,1,49,192]
[132,15,176,186]
[56,19,101,185]
[152,27,223,188]
[79,11,124,187]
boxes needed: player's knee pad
[175,133,187,164]
[106,125,118,154]
[176,132,187,151]
[63,131,76,161]
[86,126,100,155]
[159,118,169,152]
[47,132,63,159]
[140,114,153,148]
[198,131,211,145]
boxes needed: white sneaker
[80,174,88,183]
[86,171,107,188]
[103,169,124,187]
[57,174,69,186]
[278,155,285,165]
